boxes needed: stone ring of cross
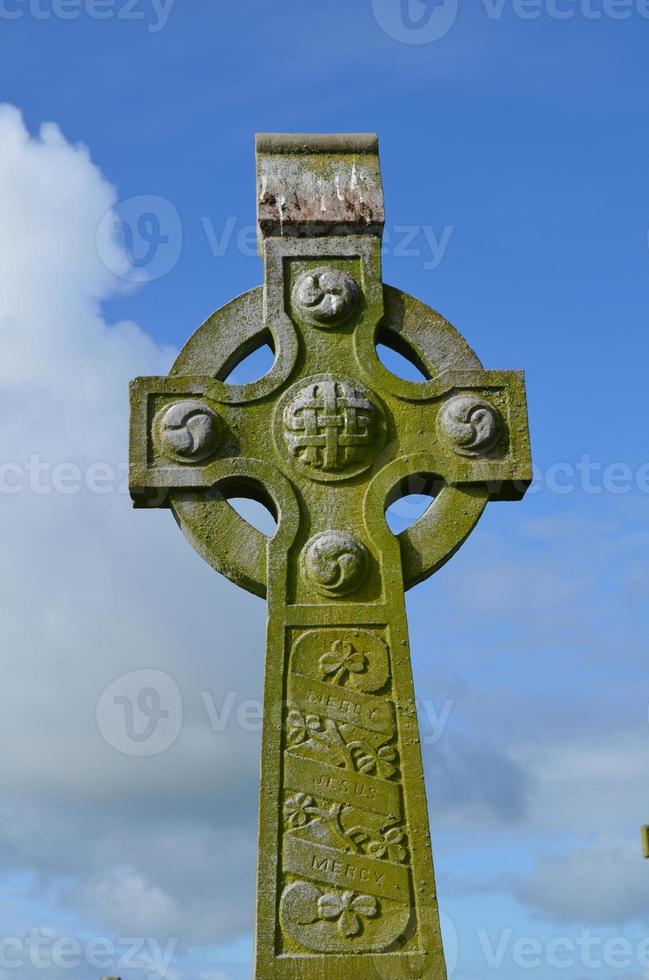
[130,235,529,596]
[130,134,531,980]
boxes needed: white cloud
[516,732,648,836]
[0,103,266,950]
[424,733,534,827]
[507,835,649,926]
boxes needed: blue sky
[0,2,647,978]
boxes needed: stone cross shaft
[129,134,531,980]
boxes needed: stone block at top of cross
[255,132,385,246]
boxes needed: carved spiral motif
[153,399,221,462]
[437,394,502,457]
[301,531,369,598]
[292,268,360,328]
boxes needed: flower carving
[367,826,409,864]
[284,793,318,829]
[317,890,379,938]
[319,639,367,686]
[350,740,399,780]
[286,710,322,747]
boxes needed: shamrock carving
[317,889,379,938]
[283,793,318,829]
[286,709,322,747]
[367,826,409,864]
[350,740,399,780]
[319,639,367,686]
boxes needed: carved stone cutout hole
[385,473,443,535]
[210,476,278,537]
[375,329,430,383]
[219,331,276,385]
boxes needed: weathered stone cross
[130,134,531,979]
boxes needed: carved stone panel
[279,628,413,955]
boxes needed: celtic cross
[129,134,531,979]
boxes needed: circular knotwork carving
[276,375,384,483]
[292,268,360,328]
[437,394,502,457]
[153,400,221,463]
[301,531,369,598]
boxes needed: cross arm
[129,375,273,508]
[387,367,531,502]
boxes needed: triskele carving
[292,268,360,328]
[153,400,221,463]
[301,531,369,597]
[437,393,502,457]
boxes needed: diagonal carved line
[284,755,401,818]
[283,836,410,903]
[289,674,394,736]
